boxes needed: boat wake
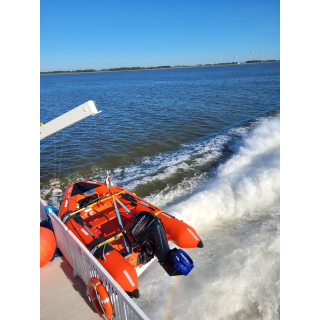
[41,114,280,319]
[136,116,280,320]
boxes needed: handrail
[46,208,149,320]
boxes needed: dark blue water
[41,63,279,203]
[41,63,280,319]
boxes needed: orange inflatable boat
[59,179,203,299]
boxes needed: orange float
[40,226,56,268]
[88,277,114,320]
[156,211,204,248]
[59,179,203,298]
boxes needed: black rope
[96,113,108,173]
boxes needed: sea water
[40,63,280,319]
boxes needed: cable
[113,196,130,254]
[96,113,108,173]
[53,133,56,181]
[102,241,108,261]
[57,132,65,181]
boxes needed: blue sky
[40,0,280,72]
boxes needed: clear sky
[40,0,280,72]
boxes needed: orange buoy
[88,277,114,320]
[40,226,56,268]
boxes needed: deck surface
[40,256,100,320]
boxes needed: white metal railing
[41,201,149,320]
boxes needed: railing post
[117,294,126,319]
[70,234,79,278]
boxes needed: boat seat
[90,216,109,228]
[118,206,135,215]
[89,205,135,229]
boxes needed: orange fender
[40,227,56,268]
[88,277,114,319]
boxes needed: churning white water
[136,116,280,320]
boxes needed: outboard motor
[129,211,194,276]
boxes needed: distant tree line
[40,66,171,75]
[40,62,279,75]
[245,60,280,63]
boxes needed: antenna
[219,55,223,64]
[234,55,238,63]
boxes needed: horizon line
[40,60,280,74]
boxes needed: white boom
[40,100,101,140]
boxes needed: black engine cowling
[129,211,194,276]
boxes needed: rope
[96,113,108,173]
[57,132,65,181]
[113,196,136,218]
[113,196,130,254]
[102,240,109,261]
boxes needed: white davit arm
[40,100,101,140]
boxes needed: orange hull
[158,212,203,248]
[59,179,202,297]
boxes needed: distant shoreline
[40,61,280,75]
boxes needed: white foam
[136,116,280,319]
[106,126,249,192]
[170,117,280,226]
[145,173,208,208]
